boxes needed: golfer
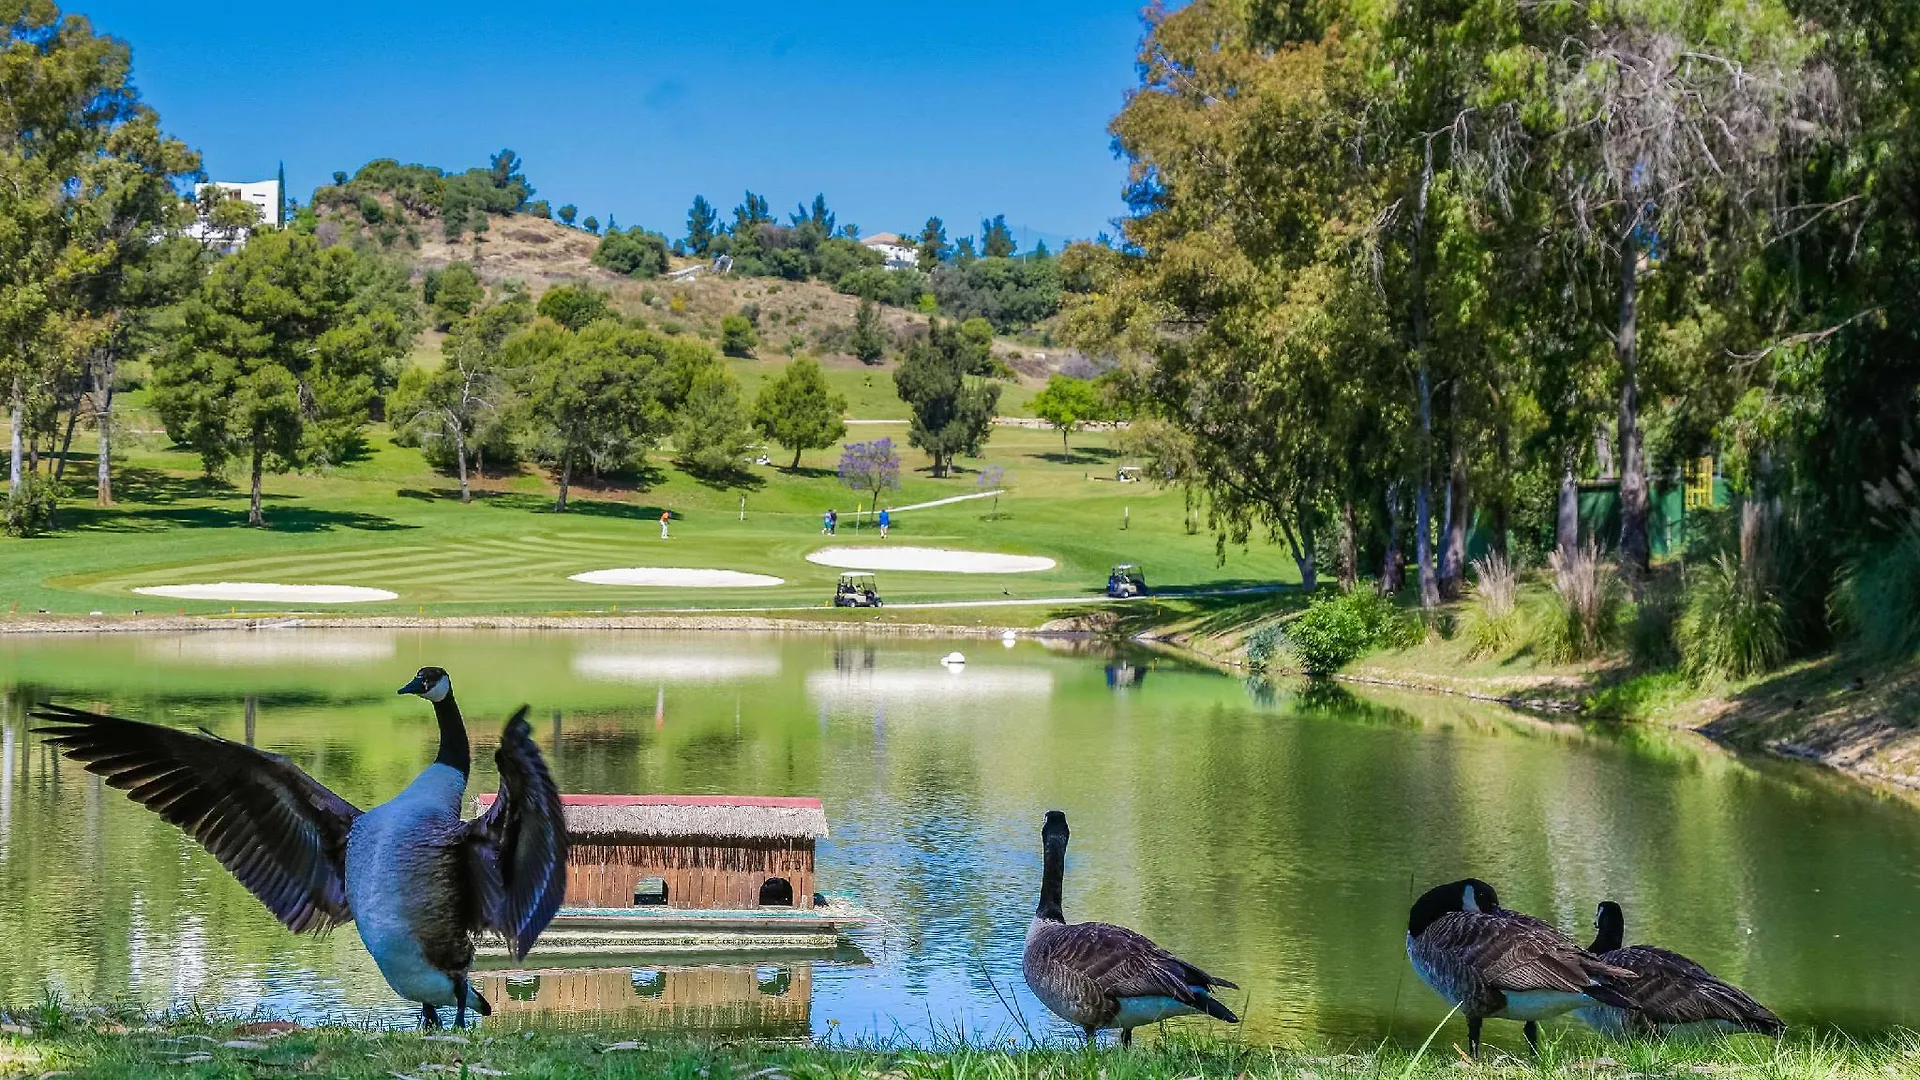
[659,509,671,540]
[878,506,890,539]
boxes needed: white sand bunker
[132,582,398,604]
[570,568,785,588]
[806,546,1056,574]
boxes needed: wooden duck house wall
[566,837,816,909]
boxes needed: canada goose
[1407,879,1642,1057]
[1021,811,1238,1046]
[1576,900,1784,1039]
[32,666,567,1029]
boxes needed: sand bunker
[570,568,785,588]
[805,546,1055,574]
[132,582,398,604]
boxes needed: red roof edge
[475,793,824,809]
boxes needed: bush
[1462,553,1520,659]
[592,227,670,278]
[1679,553,1787,681]
[720,314,758,358]
[4,474,60,537]
[1832,445,1920,660]
[1243,623,1284,672]
[1285,587,1411,674]
[1537,543,1622,663]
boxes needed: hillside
[329,201,1081,406]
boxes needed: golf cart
[833,571,884,608]
[1116,466,1145,483]
[1106,564,1148,598]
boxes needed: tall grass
[1678,553,1787,681]
[1462,553,1520,659]
[1538,542,1621,663]
[1832,445,1920,659]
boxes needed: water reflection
[472,963,811,1036]
[0,633,1917,1048]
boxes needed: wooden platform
[480,899,873,957]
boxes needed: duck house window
[758,876,794,907]
[634,877,668,906]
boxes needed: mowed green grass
[2,397,1291,616]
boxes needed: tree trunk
[475,442,485,494]
[1440,447,1468,600]
[95,376,114,506]
[1491,410,1511,558]
[791,446,802,470]
[1557,456,1580,563]
[247,441,265,527]
[7,376,20,490]
[1414,368,1439,609]
[451,417,470,504]
[54,402,79,481]
[555,453,571,512]
[1382,481,1405,595]
[1338,499,1359,591]
[1616,235,1650,577]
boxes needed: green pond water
[0,629,1917,1049]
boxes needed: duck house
[481,794,828,910]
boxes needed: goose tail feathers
[1198,994,1240,1024]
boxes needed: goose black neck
[1591,905,1624,953]
[1036,833,1066,922]
[432,692,471,777]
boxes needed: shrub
[1537,543,1622,663]
[1462,553,1520,659]
[1626,576,1682,670]
[1243,623,1284,672]
[3,474,60,537]
[1285,587,1411,675]
[1679,553,1787,681]
[1832,445,1920,659]
[719,314,757,357]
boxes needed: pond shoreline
[0,612,1070,638]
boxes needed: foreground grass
[1,1016,1913,1080]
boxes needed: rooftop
[476,793,829,843]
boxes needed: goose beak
[398,675,427,696]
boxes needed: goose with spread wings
[32,666,567,1028]
[1021,811,1239,1047]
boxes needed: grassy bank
[0,1014,1913,1080]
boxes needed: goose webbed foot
[1466,1015,1482,1059]
[420,1003,441,1030]
[1524,1020,1540,1056]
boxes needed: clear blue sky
[77,1,1147,248]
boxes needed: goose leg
[1084,1027,1097,1048]
[1524,1021,1540,1056]
[1120,1028,1133,1049]
[1466,1016,1482,1059]
[454,974,469,1029]
[420,1003,441,1030]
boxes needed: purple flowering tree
[838,438,901,529]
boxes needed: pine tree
[851,298,885,365]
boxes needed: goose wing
[1606,946,1783,1033]
[32,703,360,933]
[465,707,567,961]
[1428,912,1639,1000]
[1032,921,1237,1011]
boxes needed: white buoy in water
[941,651,967,665]
[1002,630,1017,649]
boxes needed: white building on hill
[860,232,919,270]
[186,178,282,249]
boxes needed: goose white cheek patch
[424,676,451,702]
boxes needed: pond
[1,629,1917,1049]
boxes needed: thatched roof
[476,794,828,843]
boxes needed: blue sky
[77,1,1147,249]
